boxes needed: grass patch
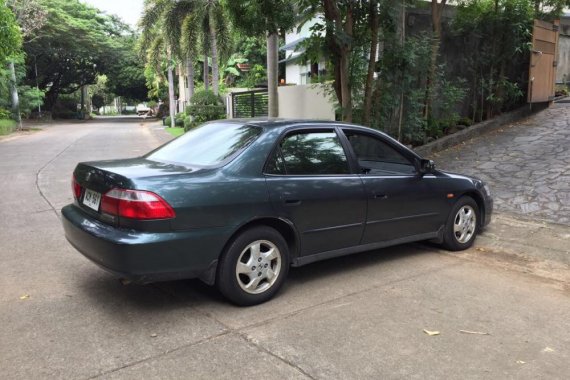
[0,119,17,135]
[165,127,185,137]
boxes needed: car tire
[442,196,480,251]
[217,226,289,306]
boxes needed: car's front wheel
[442,196,480,251]
[217,226,289,306]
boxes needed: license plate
[83,189,101,211]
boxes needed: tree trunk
[167,65,176,128]
[363,0,379,126]
[339,49,352,122]
[209,19,219,95]
[397,0,406,141]
[267,32,279,117]
[8,61,22,129]
[203,52,209,92]
[186,57,194,103]
[424,0,446,121]
[322,0,353,122]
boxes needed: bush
[185,89,226,130]
[0,119,17,135]
[165,114,184,128]
[0,108,11,119]
[183,115,192,130]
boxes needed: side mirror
[418,159,435,175]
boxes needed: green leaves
[0,1,22,62]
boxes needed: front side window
[267,130,350,175]
[344,131,415,175]
[146,122,261,166]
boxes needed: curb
[414,103,548,157]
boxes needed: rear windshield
[146,122,262,166]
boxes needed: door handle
[284,199,302,206]
[373,193,388,199]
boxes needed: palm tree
[140,0,177,127]
[226,1,296,117]
[181,0,229,96]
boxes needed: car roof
[224,117,367,131]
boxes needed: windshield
[147,122,262,166]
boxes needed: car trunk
[73,158,196,229]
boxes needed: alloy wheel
[453,205,477,244]
[235,240,282,295]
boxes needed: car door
[340,129,446,244]
[264,127,367,256]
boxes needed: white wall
[278,84,335,120]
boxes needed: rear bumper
[61,204,229,284]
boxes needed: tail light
[72,175,82,200]
[101,189,175,220]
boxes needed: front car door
[264,127,367,256]
[340,129,447,244]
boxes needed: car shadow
[76,242,439,311]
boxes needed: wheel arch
[460,191,486,228]
[221,217,300,265]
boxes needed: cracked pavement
[0,116,569,379]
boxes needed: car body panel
[265,174,367,255]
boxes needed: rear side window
[147,122,261,166]
[267,130,350,175]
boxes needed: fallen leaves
[19,294,30,300]
[423,329,440,336]
[459,330,490,335]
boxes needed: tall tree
[424,0,447,121]
[21,0,126,110]
[226,0,296,117]
[186,0,229,95]
[140,0,179,127]
[1,0,22,125]
[363,0,380,126]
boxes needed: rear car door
[264,127,366,256]
[341,129,445,244]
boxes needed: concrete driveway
[1,117,569,379]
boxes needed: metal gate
[231,90,268,118]
[528,19,559,103]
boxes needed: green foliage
[185,89,226,130]
[165,114,184,128]
[240,64,267,88]
[0,118,17,135]
[17,85,44,117]
[0,108,11,119]
[452,0,533,120]
[224,0,296,36]
[19,0,135,110]
[0,1,22,62]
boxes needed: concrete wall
[278,84,335,120]
[557,17,570,84]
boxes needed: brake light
[101,189,175,220]
[72,175,82,200]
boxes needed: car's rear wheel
[217,226,289,306]
[442,196,480,251]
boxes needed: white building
[280,16,326,85]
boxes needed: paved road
[1,117,569,379]
[432,103,570,225]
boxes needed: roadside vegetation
[0,0,567,143]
